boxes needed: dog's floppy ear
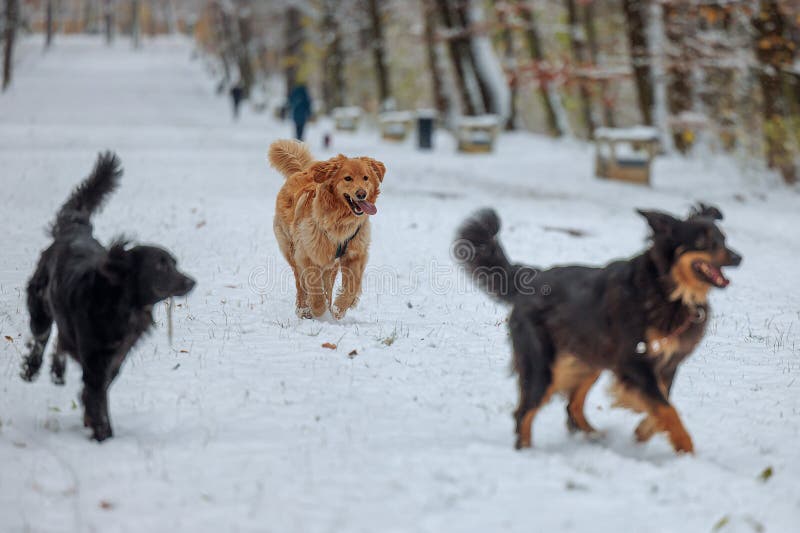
[309,155,344,183]
[687,202,723,221]
[99,237,132,284]
[360,157,386,182]
[637,209,680,237]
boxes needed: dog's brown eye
[344,176,352,182]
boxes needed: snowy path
[1,37,798,533]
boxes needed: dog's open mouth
[344,194,377,216]
[692,260,729,288]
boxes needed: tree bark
[622,0,654,125]
[2,0,18,91]
[434,0,477,115]
[284,6,302,97]
[320,0,346,112]
[493,0,517,130]
[583,0,614,127]
[663,2,694,153]
[131,0,141,49]
[234,1,254,96]
[565,0,595,138]
[45,0,55,49]
[104,0,115,45]
[421,0,449,117]
[366,0,391,109]
[514,0,562,136]
[753,0,797,184]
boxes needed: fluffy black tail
[454,209,537,303]
[51,152,122,237]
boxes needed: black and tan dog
[456,204,741,453]
[21,152,195,441]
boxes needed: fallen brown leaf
[99,500,114,510]
[4,336,13,342]
[196,220,206,229]
[348,349,358,358]
[322,342,337,350]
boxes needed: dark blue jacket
[288,85,312,123]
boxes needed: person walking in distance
[230,81,245,120]
[288,84,312,141]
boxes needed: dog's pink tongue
[357,200,377,215]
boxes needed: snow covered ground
[1,36,799,533]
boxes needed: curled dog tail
[51,151,122,237]
[268,139,314,178]
[454,209,537,303]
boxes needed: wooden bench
[456,115,500,153]
[378,111,415,141]
[332,106,362,132]
[595,127,659,185]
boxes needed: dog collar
[637,306,707,355]
[335,226,362,259]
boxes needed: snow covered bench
[379,111,415,141]
[456,115,500,153]
[332,106,362,132]
[594,127,659,185]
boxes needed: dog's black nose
[727,249,742,267]
[181,276,196,293]
[355,189,367,200]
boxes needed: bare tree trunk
[284,6,303,98]
[583,0,614,127]
[494,0,517,130]
[753,0,797,184]
[214,2,233,87]
[104,0,114,45]
[663,2,693,153]
[514,0,562,136]
[45,0,55,49]
[2,0,18,91]
[366,0,391,109]
[321,0,345,113]
[421,0,448,118]
[434,0,476,115]
[435,0,494,116]
[565,0,595,139]
[622,0,653,125]
[234,1,254,96]
[131,0,141,49]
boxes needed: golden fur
[268,139,385,319]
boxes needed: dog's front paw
[20,360,42,382]
[91,423,113,442]
[296,306,313,319]
[330,303,346,320]
[669,430,694,454]
[634,416,658,443]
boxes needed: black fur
[21,152,196,442]
[456,204,741,452]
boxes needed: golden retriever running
[268,139,385,319]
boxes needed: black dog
[456,204,741,453]
[21,152,195,441]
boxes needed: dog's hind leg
[50,340,67,385]
[510,312,556,449]
[21,262,52,382]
